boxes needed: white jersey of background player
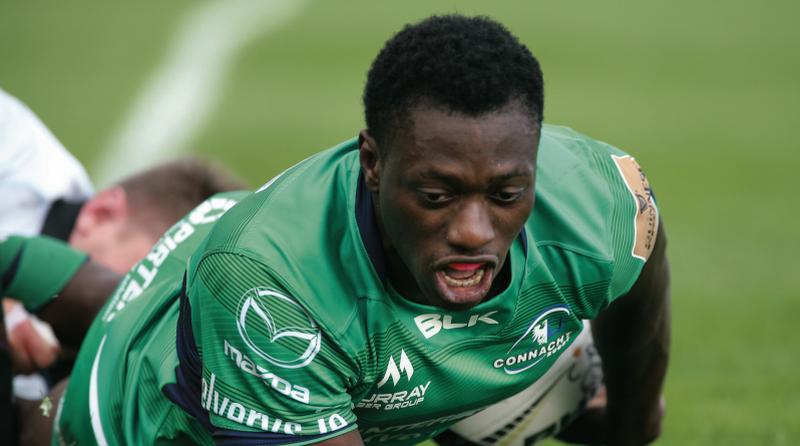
[0,88,93,398]
[0,88,94,239]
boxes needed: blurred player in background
[0,89,93,238]
[0,14,670,446]
[0,88,98,441]
[4,156,247,368]
[0,88,247,443]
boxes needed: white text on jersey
[102,197,236,322]
[224,340,310,404]
[414,311,499,339]
[201,373,301,434]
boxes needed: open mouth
[433,259,497,307]
[442,262,486,288]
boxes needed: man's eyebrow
[416,168,532,183]
[417,170,461,182]
[490,169,533,182]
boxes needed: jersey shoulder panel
[185,250,359,439]
[191,139,375,353]
[57,191,247,446]
[182,143,368,440]
[530,125,659,318]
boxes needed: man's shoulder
[189,139,372,341]
[201,139,360,264]
[529,125,658,315]
[538,124,632,176]
[533,125,634,254]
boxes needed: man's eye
[491,188,524,203]
[418,190,452,204]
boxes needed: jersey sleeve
[187,251,359,444]
[532,127,662,320]
[0,235,87,311]
[601,150,660,302]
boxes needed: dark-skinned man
[0,14,669,446]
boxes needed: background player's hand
[3,299,60,374]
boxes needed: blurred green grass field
[2,1,798,444]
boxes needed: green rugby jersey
[174,124,659,445]
[53,191,247,446]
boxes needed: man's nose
[446,199,495,251]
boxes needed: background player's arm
[589,222,670,445]
[35,259,121,349]
[1,235,122,350]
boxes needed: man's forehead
[388,108,536,159]
[414,102,534,128]
[393,105,535,147]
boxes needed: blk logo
[377,350,413,388]
[414,311,499,339]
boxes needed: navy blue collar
[355,172,387,282]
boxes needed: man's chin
[432,267,495,310]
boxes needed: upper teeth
[443,268,484,287]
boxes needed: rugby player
[2,14,669,446]
[165,16,668,444]
[1,159,246,445]
[0,88,246,373]
[0,87,95,440]
[0,88,94,241]
[4,157,247,367]
[0,89,246,443]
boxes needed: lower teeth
[443,268,484,287]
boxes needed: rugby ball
[448,321,602,445]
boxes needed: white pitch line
[94,0,308,187]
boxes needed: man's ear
[71,186,129,239]
[359,129,382,193]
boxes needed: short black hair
[363,15,544,149]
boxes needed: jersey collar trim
[354,172,388,283]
